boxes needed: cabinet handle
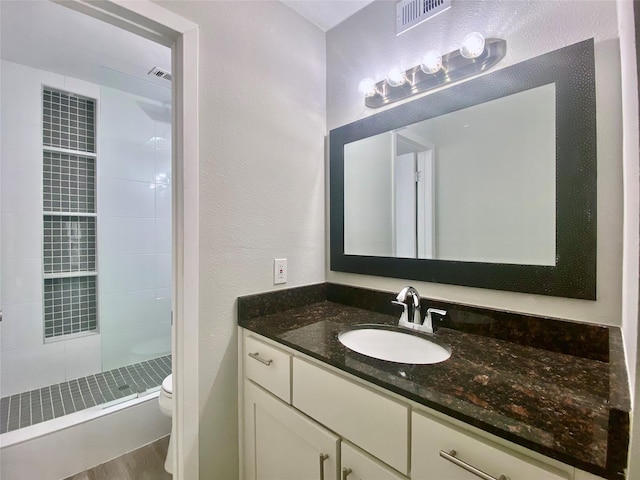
[319,453,329,480]
[439,450,506,480]
[341,467,352,480]
[248,352,273,366]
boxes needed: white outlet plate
[274,258,287,284]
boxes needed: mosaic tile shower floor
[0,355,171,433]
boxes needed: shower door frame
[53,2,200,478]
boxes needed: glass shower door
[96,68,172,406]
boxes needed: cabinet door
[244,381,340,480]
[341,442,407,480]
[293,357,409,475]
[412,411,570,480]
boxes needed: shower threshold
[0,355,171,434]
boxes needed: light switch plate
[274,258,287,284]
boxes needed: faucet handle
[424,308,447,334]
[427,308,447,317]
[391,300,410,325]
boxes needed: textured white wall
[344,131,393,256]
[327,0,623,327]
[151,2,326,478]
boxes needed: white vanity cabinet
[240,329,600,480]
[292,357,409,475]
[241,332,408,480]
[244,381,340,480]
[412,410,570,480]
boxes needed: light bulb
[358,78,377,98]
[460,32,485,59]
[420,50,443,74]
[386,66,407,87]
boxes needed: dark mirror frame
[330,39,597,300]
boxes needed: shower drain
[118,384,130,391]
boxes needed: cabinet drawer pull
[319,453,329,480]
[341,467,352,480]
[439,450,506,480]
[248,352,273,366]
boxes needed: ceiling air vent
[148,66,172,82]
[396,0,451,35]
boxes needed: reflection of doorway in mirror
[393,132,434,259]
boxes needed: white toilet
[158,374,174,474]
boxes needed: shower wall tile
[155,218,172,254]
[154,297,172,324]
[100,87,155,144]
[100,217,156,255]
[100,289,157,333]
[0,61,64,128]
[99,138,156,183]
[0,342,65,397]
[100,254,156,295]
[1,213,41,259]
[1,258,43,305]
[100,177,155,218]
[64,334,101,381]
[101,322,171,371]
[155,253,172,289]
[63,76,101,101]
[156,287,172,300]
[1,139,43,215]
[1,120,42,168]
[43,277,98,338]
[0,302,43,351]
[155,184,171,219]
[154,114,172,141]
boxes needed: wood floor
[64,436,172,480]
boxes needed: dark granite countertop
[238,284,630,480]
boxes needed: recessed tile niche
[42,87,98,339]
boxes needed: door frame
[54,2,200,478]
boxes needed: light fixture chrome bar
[365,38,507,108]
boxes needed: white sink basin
[338,325,451,365]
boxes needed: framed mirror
[329,39,596,300]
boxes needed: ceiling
[0,0,172,102]
[0,0,374,101]
[281,0,375,31]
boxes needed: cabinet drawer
[244,335,291,403]
[341,441,407,480]
[412,411,570,480]
[292,357,409,475]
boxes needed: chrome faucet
[392,286,447,334]
[392,286,421,327]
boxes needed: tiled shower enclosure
[0,60,172,431]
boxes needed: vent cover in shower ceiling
[148,66,172,81]
[396,0,451,35]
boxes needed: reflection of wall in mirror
[344,132,394,256]
[393,132,435,260]
[403,83,556,266]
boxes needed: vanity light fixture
[460,32,486,59]
[358,78,377,97]
[420,50,443,74]
[386,66,408,87]
[359,33,507,108]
